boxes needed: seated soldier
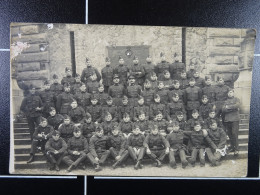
[134,110,150,135]
[45,130,67,171]
[39,80,55,118]
[179,70,189,90]
[118,96,133,122]
[86,95,102,123]
[166,121,189,169]
[73,83,91,109]
[144,124,170,167]
[168,80,185,103]
[162,70,174,90]
[166,93,186,122]
[61,67,76,86]
[108,125,129,169]
[101,96,118,122]
[80,112,96,141]
[127,124,146,170]
[133,95,150,122]
[176,111,188,146]
[86,73,100,94]
[101,111,118,136]
[27,117,54,163]
[58,115,77,142]
[149,71,158,91]
[193,70,205,88]
[87,125,111,171]
[203,108,223,129]
[186,109,204,131]
[199,95,214,120]
[72,73,82,95]
[156,81,169,105]
[47,107,64,130]
[68,99,86,125]
[153,111,169,137]
[141,79,155,106]
[150,94,166,121]
[63,128,89,172]
[96,83,109,106]
[118,113,134,138]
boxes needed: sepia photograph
[10,23,256,176]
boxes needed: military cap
[39,116,47,123]
[71,98,77,103]
[150,71,157,76]
[86,57,90,62]
[209,108,216,113]
[106,96,113,101]
[158,81,164,84]
[172,93,179,98]
[75,73,80,78]
[98,83,104,88]
[205,76,211,80]
[44,80,51,85]
[138,110,145,116]
[118,56,123,60]
[169,120,179,127]
[147,55,151,58]
[202,95,208,100]
[176,111,183,116]
[154,94,160,99]
[173,80,180,85]
[104,111,112,118]
[73,126,81,133]
[155,110,163,116]
[128,74,135,79]
[52,74,58,79]
[105,57,110,62]
[63,114,71,120]
[95,125,103,132]
[163,70,170,74]
[189,78,195,82]
[90,94,98,100]
[63,83,70,88]
[137,95,144,100]
[52,130,61,136]
[122,95,128,101]
[133,124,140,130]
[144,79,151,84]
[133,56,138,60]
[49,107,56,112]
[192,109,199,114]
[85,112,92,119]
[181,70,186,74]
[65,67,71,72]
[228,89,234,93]
[123,112,130,118]
[160,52,165,57]
[209,119,217,126]
[194,121,201,126]
[113,74,119,79]
[216,76,224,81]
[80,82,86,87]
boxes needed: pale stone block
[15,51,49,63]
[210,47,240,56]
[214,56,234,64]
[233,38,242,46]
[16,70,49,81]
[214,38,233,46]
[16,62,41,72]
[22,43,48,53]
[12,33,46,44]
[208,28,241,37]
[20,25,39,34]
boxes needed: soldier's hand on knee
[95,157,99,162]
[54,150,59,154]
[115,156,121,160]
[146,148,151,154]
[165,147,169,154]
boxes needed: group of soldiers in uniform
[19,52,240,172]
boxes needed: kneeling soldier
[108,125,129,169]
[87,125,111,171]
[127,124,146,170]
[144,124,170,167]
[45,130,67,171]
[63,128,89,172]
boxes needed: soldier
[162,70,174,90]
[215,76,230,117]
[169,53,185,80]
[101,111,118,135]
[113,56,129,87]
[194,71,205,88]
[71,73,82,95]
[101,96,118,122]
[108,125,129,169]
[56,83,74,115]
[118,96,133,121]
[129,56,145,87]
[204,120,227,166]
[81,57,101,85]
[119,113,134,138]
[39,80,55,118]
[87,125,111,171]
[95,83,109,106]
[155,52,170,80]
[73,83,91,109]
[126,124,146,170]
[144,124,170,167]
[141,79,155,106]
[149,71,158,91]
[166,121,189,169]
[61,67,76,86]
[47,107,64,130]
[179,70,189,90]
[142,55,155,81]
[108,74,125,106]
[27,117,54,163]
[222,89,240,156]
[133,95,150,122]
[80,112,96,141]
[156,81,169,105]
[203,108,223,129]
[68,99,86,124]
[126,75,142,107]
[153,111,169,137]
[86,73,100,94]
[186,64,196,80]
[176,111,188,146]
[184,78,202,119]
[86,95,102,123]
[20,85,43,139]
[45,130,67,171]
[202,76,216,104]
[166,93,186,122]
[50,74,64,99]
[135,110,150,135]
[168,80,185,103]
[58,115,78,142]
[186,109,204,131]
[63,128,89,172]
[101,57,114,93]
[150,94,166,121]
[199,95,214,120]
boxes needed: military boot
[27,154,35,164]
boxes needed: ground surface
[14,158,247,177]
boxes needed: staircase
[13,114,249,170]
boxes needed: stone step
[14,139,32,145]
[15,153,45,162]
[240,119,249,124]
[15,161,48,169]
[238,129,249,135]
[14,123,29,128]
[239,114,250,120]
[14,128,30,134]
[14,133,31,139]
[14,145,31,154]
[239,124,249,129]
[238,143,248,151]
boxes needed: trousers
[62,153,87,168]
[169,149,187,164]
[86,150,110,166]
[223,121,239,151]
[128,146,145,161]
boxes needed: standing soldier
[142,55,155,81]
[95,83,109,106]
[86,95,102,123]
[169,53,185,80]
[149,72,158,91]
[47,107,64,130]
[61,67,76,86]
[50,74,63,100]
[167,93,186,122]
[118,96,133,121]
[56,83,74,115]
[179,70,189,90]
[20,85,43,139]
[39,80,55,118]
[108,74,125,106]
[156,81,169,105]
[126,75,142,107]
[186,64,196,80]
[144,124,170,167]
[86,73,100,94]
[73,83,91,109]
[184,78,202,119]
[141,79,155,107]
[193,71,205,89]
[101,57,114,93]
[81,57,101,85]
[199,95,214,120]
[168,80,185,103]
[129,56,145,87]
[71,73,82,95]
[113,56,129,87]
[202,76,216,104]
[119,113,134,138]
[162,70,174,90]
[222,89,240,156]
[58,115,78,142]
[101,111,118,136]
[155,52,170,81]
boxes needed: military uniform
[168,89,185,103]
[71,82,82,95]
[39,89,55,118]
[150,80,158,91]
[119,121,134,135]
[156,88,169,105]
[215,84,230,116]
[86,105,102,123]
[155,61,170,81]
[61,76,76,86]
[194,77,205,88]
[166,130,188,168]
[62,136,89,169]
[170,61,185,80]
[141,89,155,106]
[80,122,96,141]
[47,114,64,130]
[186,69,195,79]
[86,80,99,94]
[68,106,86,124]
[101,105,118,122]
[101,64,114,93]
[202,85,216,103]
[81,66,101,84]
[50,83,63,98]
[118,105,133,121]
[153,120,169,136]
[143,62,155,80]
[133,105,150,121]
[58,123,77,142]
[101,121,118,135]
[113,64,129,86]
[186,117,204,131]
[93,92,109,106]
[199,103,214,120]
[162,78,174,90]
[135,120,150,135]
[166,102,186,121]
[127,133,146,164]
[108,83,125,106]
[74,91,91,109]
[129,64,145,86]
[149,103,166,120]
[184,86,202,119]
[126,84,142,107]
[203,117,223,129]
[179,78,189,90]
[56,91,74,115]
[20,93,43,139]
[222,96,240,152]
